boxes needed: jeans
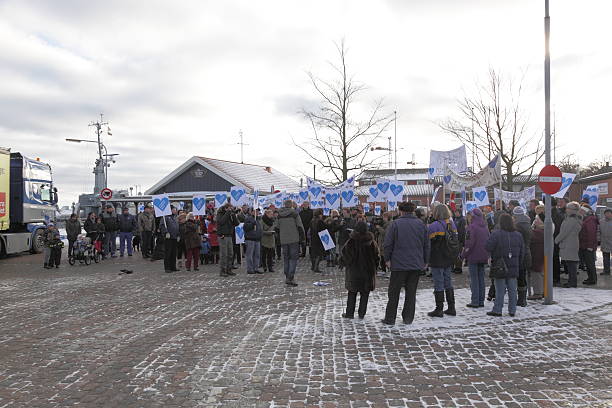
[604,252,611,274]
[141,230,153,257]
[346,291,370,317]
[163,238,177,271]
[565,260,578,287]
[383,270,420,324]
[492,277,518,315]
[104,231,117,256]
[580,249,597,282]
[219,236,234,270]
[119,232,133,256]
[431,266,453,291]
[245,240,261,272]
[468,263,486,306]
[281,242,299,281]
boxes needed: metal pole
[543,0,554,305]
[394,110,398,181]
[471,108,475,172]
[313,164,316,182]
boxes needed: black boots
[517,287,527,307]
[312,257,322,273]
[444,289,456,316]
[428,291,445,318]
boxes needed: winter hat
[566,202,580,215]
[512,206,526,215]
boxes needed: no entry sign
[100,188,113,200]
[538,165,562,195]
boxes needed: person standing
[463,208,490,308]
[600,208,612,276]
[183,213,201,271]
[206,215,220,264]
[277,200,305,286]
[101,205,119,258]
[529,214,545,300]
[261,209,276,272]
[160,206,179,273]
[244,208,263,274]
[341,222,378,319]
[552,197,566,285]
[215,203,239,277]
[579,205,599,285]
[309,209,327,273]
[299,202,313,258]
[117,207,137,257]
[427,204,459,318]
[452,208,467,274]
[83,212,97,242]
[176,212,187,269]
[486,213,525,317]
[512,206,532,307]
[138,205,155,258]
[65,213,81,257]
[554,202,582,288]
[373,213,390,276]
[381,201,430,325]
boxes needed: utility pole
[544,0,554,305]
[394,110,398,181]
[237,130,249,164]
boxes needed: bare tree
[295,40,392,183]
[559,153,612,177]
[440,68,544,189]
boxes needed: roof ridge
[199,156,267,169]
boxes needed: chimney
[264,166,272,173]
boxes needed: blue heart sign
[318,229,335,250]
[472,187,489,205]
[443,175,452,184]
[192,195,206,215]
[474,191,486,202]
[465,201,478,212]
[325,192,340,206]
[428,167,435,176]
[299,190,309,201]
[389,184,403,198]
[230,187,246,205]
[151,194,171,217]
[235,223,245,243]
[341,190,354,204]
[368,187,379,199]
[215,193,227,207]
[377,181,390,194]
[309,186,322,199]
[363,203,370,213]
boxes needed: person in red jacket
[579,205,599,285]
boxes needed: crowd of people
[46,195,611,324]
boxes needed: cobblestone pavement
[1,251,611,407]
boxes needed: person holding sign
[215,203,239,277]
[340,222,379,319]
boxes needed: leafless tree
[559,153,612,177]
[440,68,544,189]
[295,40,393,183]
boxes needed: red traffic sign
[538,165,562,195]
[100,188,113,200]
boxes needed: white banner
[152,194,172,217]
[367,185,381,202]
[192,194,207,216]
[429,145,468,177]
[552,173,576,198]
[324,187,341,210]
[296,189,309,204]
[493,186,536,208]
[310,198,324,209]
[388,181,404,201]
[235,222,245,244]
[376,179,392,201]
[443,155,502,192]
[340,188,356,207]
[307,177,324,201]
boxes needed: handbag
[490,232,511,278]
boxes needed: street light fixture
[305,161,316,181]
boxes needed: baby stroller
[69,234,97,265]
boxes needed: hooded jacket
[555,214,582,262]
[463,210,490,264]
[341,230,378,293]
[277,207,304,245]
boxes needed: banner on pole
[552,173,576,198]
[443,155,501,192]
[429,145,468,177]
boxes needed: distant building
[145,156,299,195]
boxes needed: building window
[416,180,426,185]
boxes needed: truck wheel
[31,229,45,254]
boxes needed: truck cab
[0,149,58,257]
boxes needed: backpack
[441,220,461,260]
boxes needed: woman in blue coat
[485,213,525,317]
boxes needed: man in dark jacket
[298,202,313,257]
[381,201,430,326]
[117,207,137,257]
[138,206,156,258]
[512,206,532,307]
[216,203,239,277]
[65,213,81,257]
[160,206,179,273]
[277,201,305,286]
[101,205,119,258]
[244,209,263,274]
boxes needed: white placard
[388,181,404,201]
[429,145,468,177]
[318,229,336,251]
[464,201,479,213]
[307,178,324,201]
[553,173,576,198]
[214,192,228,208]
[472,186,490,207]
[493,186,536,206]
[235,222,245,244]
[367,185,380,202]
[192,194,207,216]
[363,203,370,213]
[340,188,356,207]
[230,186,248,206]
[376,179,392,201]
[387,200,398,211]
[583,185,599,211]
[324,187,341,210]
[152,194,172,217]
[374,205,382,216]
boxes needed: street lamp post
[306,162,316,182]
[543,0,554,305]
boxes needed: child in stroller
[69,234,96,265]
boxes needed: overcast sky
[1,0,610,206]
